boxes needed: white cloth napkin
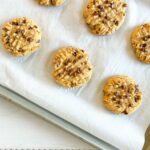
[0,0,150,149]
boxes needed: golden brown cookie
[131,23,150,63]
[103,76,142,115]
[83,0,127,35]
[1,17,41,57]
[53,47,93,88]
[38,0,65,6]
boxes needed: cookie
[131,23,150,63]
[38,0,65,6]
[1,17,41,57]
[103,76,142,115]
[53,47,93,88]
[83,0,127,35]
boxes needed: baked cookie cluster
[83,0,127,35]
[38,0,65,6]
[53,47,92,88]
[0,0,147,115]
[1,17,41,57]
[103,76,142,114]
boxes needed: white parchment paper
[0,0,150,149]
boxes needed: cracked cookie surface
[38,0,65,6]
[1,17,41,57]
[131,23,150,63]
[53,47,93,88]
[103,76,142,115]
[83,0,127,35]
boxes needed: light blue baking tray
[0,84,118,150]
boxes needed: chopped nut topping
[73,51,77,56]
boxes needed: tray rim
[0,84,119,150]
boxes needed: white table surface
[0,95,94,149]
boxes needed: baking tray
[0,84,118,150]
